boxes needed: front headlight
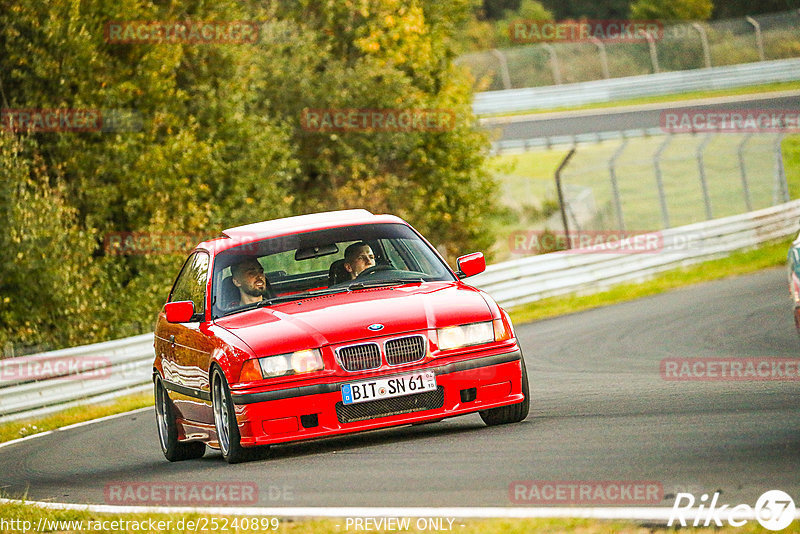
[250,348,324,379]
[437,321,495,351]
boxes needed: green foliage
[0,0,500,351]
[257,1,501,261]
[494,0,554,48]
[630,0,714,21]
[458,0,553,50]
[0,134,107,348]
[538,0,633,20]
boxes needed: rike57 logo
[669,490,796,531]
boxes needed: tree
[0,0,502,349]
[262,0,502,261]
[630,0,713,21]
[495,0,554,47]
[0,133,107,349]
[0,0,298,346]
[537,0,634,20]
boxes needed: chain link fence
[493,132,791,260]
[459,10,800,92]
[554,133,788,234]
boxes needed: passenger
[343,242,376,279]
[230,257,270,306]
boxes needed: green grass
[482,80,800,118]
[492,131,800,257]
[508,238,793,325]
[786,135,800,199]
[495,134,780,222]
[0,391,153,444]
[0,501,783,533]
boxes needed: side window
[170,252,210,320]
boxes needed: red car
[153,210,529,463]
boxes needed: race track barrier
[473,58,800,115]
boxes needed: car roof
[197,209,408,252]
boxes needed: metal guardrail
[0,334,154,423]
[473,58,800,115]
[470,199,800,307]
[1,200,798,422]
[491,127,666,153]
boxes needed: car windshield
[211,223,455,318]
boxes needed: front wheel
[211,368,268,463]
[154,376,206,462]
[479,355,530,426]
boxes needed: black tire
[211,368,269,464]
[154,376,206,462]
[479,355,530,426]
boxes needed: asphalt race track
[1,268,798,509]
[487,92,800,141]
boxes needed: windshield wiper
[256,287,351,308]
[348,278,425,291]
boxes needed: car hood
[214,282,492,356]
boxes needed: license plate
[341,371,437,405]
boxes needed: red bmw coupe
[153,210,529,463]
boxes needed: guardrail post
[653,134,672,228]
[555,148,577,248]
[590,37,610,79]
[737,133,754,211]
[745,16,766,61]
[490,49,513,90]
[609,138,628,231]
[644,32,660,73]
[775,133,790,203]
[541,43,562,85]
[697,133,715,219]
[691,23,712,69]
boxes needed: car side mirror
[456,252,485,278]
[164,301,195,323]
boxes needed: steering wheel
[356,264,393,278]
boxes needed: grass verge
[0,390,153,445]
[508,238,793,326]
[481,80,800,118]
[0,501,780,534]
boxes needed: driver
[343,242,376,279]
[230,257,270,306]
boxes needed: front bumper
[231,348,525,447]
